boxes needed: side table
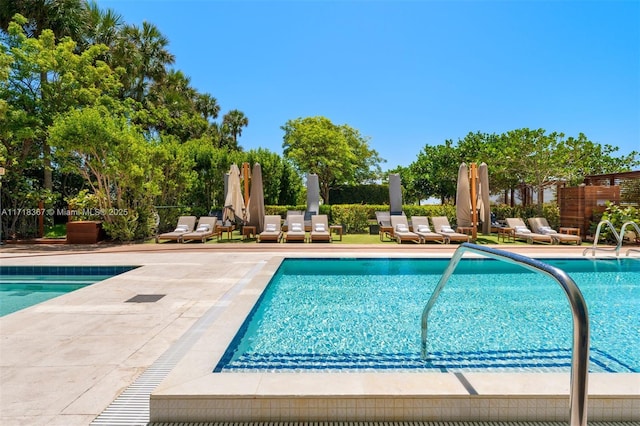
[497,227,514,242]
[217,224,235,241]
[242,225,256,240]
[329,225,343,241]
[559,227,580,236]
[456,226,474,235]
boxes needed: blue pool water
[215,258,640,373]
[0,266,137,316]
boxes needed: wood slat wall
[558,185,620,236]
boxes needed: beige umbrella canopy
[456,163,472,227]
[223,163,246,225]
[247,163,265,232]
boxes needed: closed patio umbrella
[456,163,472,227]
[306,173,320,215]
[389,173,403,215]
[478,162,491,234]
[247,163,265,232]
[223,163,245,225]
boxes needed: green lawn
[44,224,67,238]
[148,226,588,245]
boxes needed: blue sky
[98,0,639,170]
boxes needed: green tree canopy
[281,116,383,204]
[407,140,460,203]
[49,105,161,240]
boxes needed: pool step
[221,347,634,373]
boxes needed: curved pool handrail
[618,221,640,257]
[583,220,621,257]
[421,242,589,426]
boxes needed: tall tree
[222,109,249,149]
[114,21,174,102]
[81,0,123,59]
[0,0,87,191]
[1,15,120,236]
[557,133,639,186]
[407,140,460,203]
[282,116,382,204]
[50,105,161,241]
[0,0,86,39]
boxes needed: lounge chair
[181,216,217,243]
[505,218,553,244]
[310,214,331,242]
[258,215,283,242]
[155,215,197,243]
[375,211,394,241]
[430,216,470,243]
[390,215,420,244]
[410,216,447,244]
[283,210,303,232]
[528,217,582,245]
[285,214,306,242]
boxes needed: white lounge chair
[310,214,331,243]
[430,216,470,243]
[390,215,420,244]
[258,215,283,242]
[410,216,447,244]
[155,215,197,243]
[528,217,582,245]
[181,216,217,243]
[285,214,306,242]
[505,218,553,244]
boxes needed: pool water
[0,266,137,316]
[215,258,639,373]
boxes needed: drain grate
[126,294,166,303]
[147,422,639,426]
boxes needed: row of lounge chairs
[381,214,470,244]
[259,214,331,243]
[156,216,218,243]
[506,217,581,245]
[379,212,580,245]
[156,214,333,243]
[157,213,581,245]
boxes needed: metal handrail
[582,220,621,257]
[421,243,589,426]
[618,221,640,256]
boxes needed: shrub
[599,202,640,242]
[331,204,370,233]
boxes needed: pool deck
[0,242,638,425]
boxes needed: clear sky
[97,0,640,170]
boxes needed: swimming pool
[216,257,639,373]
[0,265,138,316]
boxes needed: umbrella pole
[243,162,250,207]
[470,163,478,241]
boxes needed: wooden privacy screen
[558,185,620,237]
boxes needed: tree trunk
[43,142,52,191]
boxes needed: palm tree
[115,21,175,102]
[195,93,220,122]
[81,1,123,60]
[222,109,249,149]
[0,0,86,39]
